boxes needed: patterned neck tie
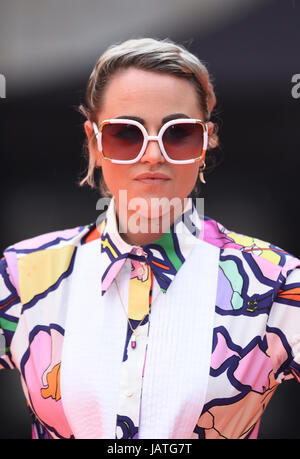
[116,252,153,439]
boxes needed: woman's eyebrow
[115,115,144,124]
[115,113,190,125]
[162,113,190,123]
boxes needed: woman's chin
[129,196,184,219]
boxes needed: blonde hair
[78,37,220,193]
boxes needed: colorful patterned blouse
[0,197,300,439]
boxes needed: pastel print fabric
[0,200,300,439]
[116,252,153,439]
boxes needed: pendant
[131,334,136,349]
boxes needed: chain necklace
[114,278,162,349]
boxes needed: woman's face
[85,67,213,222]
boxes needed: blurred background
[0,0,299,439]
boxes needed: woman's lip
[134,178,171,185]
[134,173,171,181]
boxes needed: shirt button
[126,391,134,397]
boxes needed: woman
[0,37,299,440]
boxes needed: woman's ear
[207,121,214,137]
[84,120,102,167]
[84,120,94,140]
[207,121,218,149]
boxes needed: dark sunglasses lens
[102,123,143,160]
[162,123,204,160]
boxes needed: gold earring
[199,162,206,184]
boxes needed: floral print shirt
[0,198,300,439]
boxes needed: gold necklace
[114,279,162,349]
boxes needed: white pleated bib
[60,236,219,438]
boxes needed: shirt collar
[100,197,203,295]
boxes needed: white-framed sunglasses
[92,118,208,164]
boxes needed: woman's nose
[140,139,165,164]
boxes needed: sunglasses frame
[92,118,208,164]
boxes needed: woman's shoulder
[2,214,108,257]
[1,221,104,291]
[3,222,97,255]
[202,215,300,274]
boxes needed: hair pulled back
[78,37,221,195]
